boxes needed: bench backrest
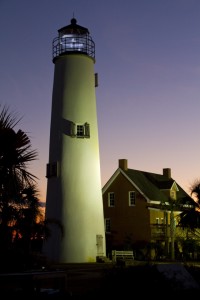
[112,250,134,262]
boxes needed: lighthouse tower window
[77,125,84,137]
[46,162,58,178]
[76,123,90,138]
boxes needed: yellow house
[102,159,194,260]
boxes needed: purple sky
[0,0,200,202]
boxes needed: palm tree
[0,105,38,186]
[14,185,43,246]
[0,105,39,269]
[178,180,200,230]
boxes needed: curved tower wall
[44,31,106,263]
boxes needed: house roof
[125,168,171,202]
[102,161,194,207]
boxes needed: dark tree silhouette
[178,180,200,230]
[0,105,41,270]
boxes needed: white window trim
[76,123,90,138]
[129,191,136,206]
[108,192,115,207]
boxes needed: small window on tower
[77,125,84,137]
[76,123,90,138]
[95,73,98,87]
[46,162,58,178]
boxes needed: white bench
[112,250,134,266]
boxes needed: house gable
[103,171,152,246]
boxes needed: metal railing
[52,35,95,61]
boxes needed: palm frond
[0,105,23,129]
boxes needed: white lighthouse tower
[44,18,106,263]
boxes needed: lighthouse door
[96,234,104,256]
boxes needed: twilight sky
[0,0,200,203]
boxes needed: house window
[156,218,159,224]
[161,218,164,224]
[129,191,135,206]
[108,192,115,207]
[46,162,58,178]
[76,123,90,138]
[105,219,111,233]
[170,190,176,199]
